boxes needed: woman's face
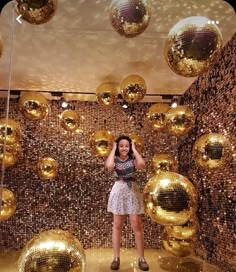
[118,139,130,157]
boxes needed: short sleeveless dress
[107,156,144,215]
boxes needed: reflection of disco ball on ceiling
[14,0,58,25]
[110,0,151,38]
[143,171,198,226]
[164,16,223,77]
[192,133,231,170]
[18,229,86,272]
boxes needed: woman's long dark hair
[115,135,133,157]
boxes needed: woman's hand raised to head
[112,141,117,151]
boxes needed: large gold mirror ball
[163,233,194,257]
[164,16,223,77]
[96,82,118,107]
[192,133,231,169]
[90,130,114,157]
[165,214,198,240]
[120,75,146,103]
[0,188,16,221]
[0,118,21,145]
[151,153,178,174]
[14,0,58,25]
[109,0,151,38]
[0,143,22,168]
[18,229,86,272]
[19,92,49,121]
[37,157,58,180]
[146,104,170,131]
[143,172,197,226]
[128,133,144,153]
[60,110,80,132]
[166,105,195,136]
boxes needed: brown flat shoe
[110,257,120,270]
[138,258,149,271]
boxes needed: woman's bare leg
[129,214,144,258]
[112,214,125,258]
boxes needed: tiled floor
[0,248,223,272]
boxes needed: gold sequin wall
[0,100,179,250]
[178,34,236,272]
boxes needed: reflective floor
[0,248,223,272]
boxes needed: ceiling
[0,0,235,103]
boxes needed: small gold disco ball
[109,0,151,38]
[60,110,80,132]
[192,133,231,170]
[166,105,195,136]
[151,153,178,174]
[165,214,198,240]
[18,229,86,272]
[14,0,58,25]
[128,133,144,153]
[0,143,22,168]
[0,188,16,221]
[0,118,21,145]
[164,16,223,77]
[19,92,49,121]
[163,232,194,257]
[37,157,58,180]
[120,75,146,103]
[90,130,114,157]
[143,171,197,226]
[96,82,118,107]
[146,104,170,131]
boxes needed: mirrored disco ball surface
[164,16,222,77]
[18,229,86,272]
[110,0,151,38]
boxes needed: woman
[105,135,149,271]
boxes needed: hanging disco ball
[60,110,80,132]
[19,92,49,121]
[18,229,86,272]
[192,133,231,170]
[0,118,21,145]
[0,188,16,221]
[143,171,198,226]
[0,143,22,168]
[14,0,58,25]
[90,130,114,157]
[96,82,118,107]
[37,157,58,180]
[164,16,223,77]
[165,105,195,136]
[151,153,178,174]
[109,0,151,38]
[120,75,146,103]
[146,104,170,131]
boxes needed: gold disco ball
[192,133,231,170]
[128,133,144,153]
[0,118,21,145]
[18,229,86,272]
[164,16,223,77]
[19,92,49,121]
[165,214,199,240]
[14,0,58,25]
[37,157,58,180]
[120,75,146,103]
[60,110,80,132]
[163,233,194,257]
[96,82,118,107]
[166,105,195,136]
[143,171,197,226]
[0,143,22,168]
[146,104,170,131]
[109,0,151,38]
[0,188,16,221]
[151,153,178,174]
[90,130,114,157]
